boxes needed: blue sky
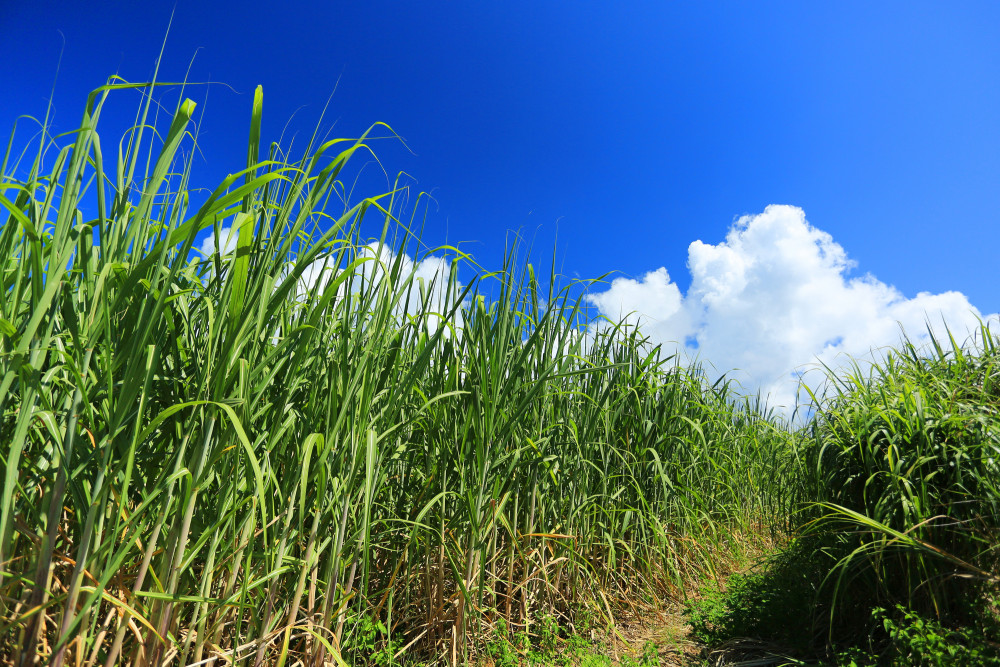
[3,1,998,408]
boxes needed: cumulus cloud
[197,220,460,296]
[197,225,238,257]
[586,205,998,414]
[278,244,466,339]
[352,244,467,332]
[195,224,465,335]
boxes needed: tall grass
[0,79,797,666]
[799,326,1000,642]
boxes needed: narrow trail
[604,602,701,665]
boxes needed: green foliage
[4,65,996,667]
[877,604,999,666]
[801,330,1000,621]
[688,331,1000,663]
[0,72,794,666]
[537,613,561,655]
[484,618,524,667]
[482,608,634,667]
[618,640,659,667]
[833,605,1000,667]
[684,538,825,655]
[343,614,402,666]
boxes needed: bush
[835,604,1000,666]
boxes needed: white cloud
[353,244,467,332]
[585,267,691,346]
[194,224,465,335]
[197,225,238,257]
[281,243,466,336]
[585,205,998,415]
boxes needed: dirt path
[598,601,703,666]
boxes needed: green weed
[343,614,402,666]
[833,604,1000,666]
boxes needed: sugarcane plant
[0,75,797,667]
